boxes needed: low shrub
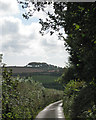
[2,67,63,119]
[63,80,86,119]
[71,84,96,120]
[63,80,96,120]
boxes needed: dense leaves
[2,67,63,119]
[63,80,96,119]
[2,67,19,119]
[57,65,77,85]
[64,3,96,83]
[71,84,96,119]
[63,80,86,119]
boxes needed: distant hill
[5,62,64,77]
[4,62,65,90]
[26,62,62,69]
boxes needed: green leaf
[69,34,73,37]
[73,23,80,30]
[76,64,79,67]
[75,25,80,30]
[78,6,84,11]
[82,34,85,37]
[74,89,80,92]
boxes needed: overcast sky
[0,0,69,67]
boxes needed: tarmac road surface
[35,100,65,120]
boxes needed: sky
[0,0,69,68]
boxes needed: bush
[71,84,96,120]
[2,68,19,119]
[63,79,96,120]
[63,80,86,119]
[57,65,77,85]
[2,67,63,119]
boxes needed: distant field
[31,75,63,90]
[32,75,58,83]
[5,67,63,76]
[5,67,63,90]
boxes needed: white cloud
[1,15,69,67]
[0,0,19,16]
[1,17,20,36]
[0,1,69,67]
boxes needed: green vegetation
[62,80,86,119]
[31,75,63,90]
[32,75,58,83]
[38,3,96,119]
[6,62,63,90]
[58,3,96,119]
[62,80,96,120]
[2,67,63,119]
[6,2,96,119]
[71,84,96,119]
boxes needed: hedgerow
[2,67,63,119]
[63,80,96,120]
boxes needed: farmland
[4,62,64,90]
[5,62,63,77]
[32,75,63,90]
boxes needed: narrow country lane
[35,100,65,120]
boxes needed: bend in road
[35,100,65,120]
